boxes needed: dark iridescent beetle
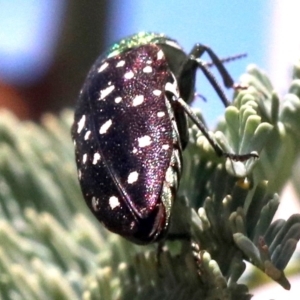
[72,32,256,244]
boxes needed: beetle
[72,32,256,244]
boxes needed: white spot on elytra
[162,144,170,150]
[129,221,135,229]
[92,152,101,165]
[143,66,152,73]
[127,171,139,184]
[114,96,122,103]
[157,111,165,117]
[99,119,112,134]
[99,85,115,100]
[153,89,162,96]
[78,170,82,179]
[98,62,109,73]
[124,70,134,79]
[84,130,91,140]
[82,153,88,164]
[157,49,164,60]
[138,135,152,147]
[92,197,99,211]
[132,147,138,154]
[109,196,120,210]
[132,95,144,106]
[77,115,86,133]
[165,81,180,99]
[116,60,125,67]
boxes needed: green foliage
[0,63,300,299]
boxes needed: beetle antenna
[204,53,247,68]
